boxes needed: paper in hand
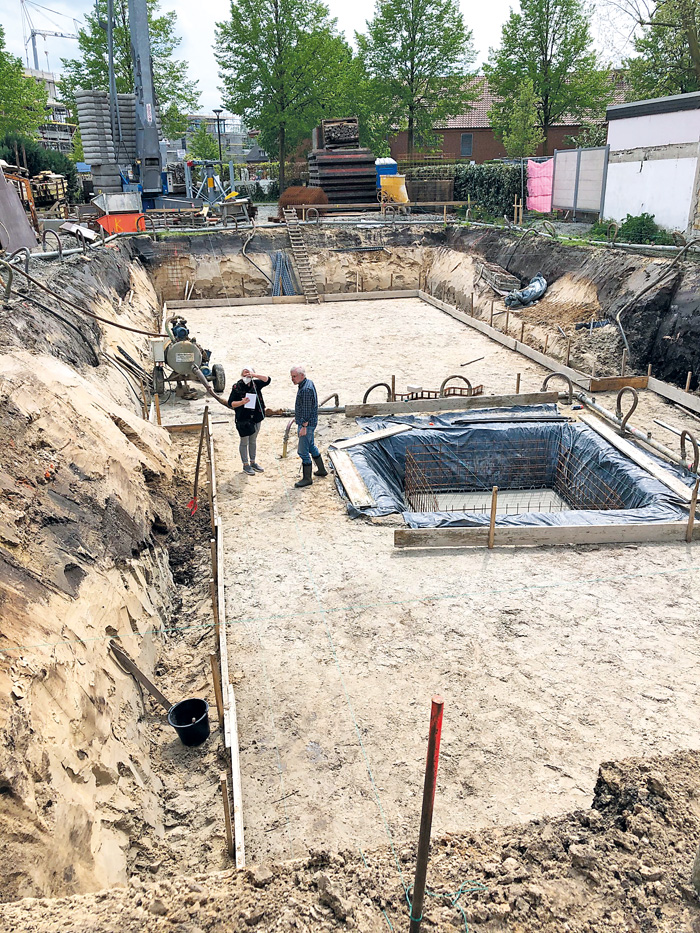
[243,393,257,409]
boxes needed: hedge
[405,163,521,218]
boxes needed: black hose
[10,265,165,337]
[16,291,100,365]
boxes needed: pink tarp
[526,159,553,213]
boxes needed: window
[460,133,473,157]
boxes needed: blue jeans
[297,426,320,464]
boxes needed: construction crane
[20,0,79,71]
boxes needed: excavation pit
[339,409,691,527]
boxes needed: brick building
[389,78,581,163]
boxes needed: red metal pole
[409,695,444,933]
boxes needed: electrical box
[151,338,165,363]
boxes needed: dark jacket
[294,377,318,429]
[228,376,270,436]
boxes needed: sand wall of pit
[143,226,700,390]
[0,246,180,900]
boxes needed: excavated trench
[142,224,700,390]
[2,224,700,914]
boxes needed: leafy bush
[405,162,521,217]
[590,212,675,245]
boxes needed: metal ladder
[282,207,320,303]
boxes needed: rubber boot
[313,454,328,477]
[295,462,313,488]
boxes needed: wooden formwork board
[589,376,649,392]
[579,414,694,502]
[333,424,414,449]
[167,290,420,310]
[206,419,245,869]
[345,391,558,418]
[395,521,698,549]
[328,448,376,507]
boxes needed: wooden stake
[409,696,444,933]
[544,334,549,354]
[139,380,149,419]
[220,773,234,858]
[470,292,474,315]
[686,371,693,392]
[443,204,447,223]
[241,275,245,297]
[687,478,700,542]
[488,486,498,549]
[390,273,394,289]
[391,374,396,402]
[154,392,161,425]
[621,349,628,376]
[515,373,521,394]
[504,309,510,336]
[210,578,220,640]
[210,537,217,585]
[210,653,224,728]
[647,363,652,377]
[490,300,494,327]
[520,321,525,342]
[566,337,572,367]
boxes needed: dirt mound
[2,749,699,931]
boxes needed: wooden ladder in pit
[282,207,320,304]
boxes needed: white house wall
[604,157,697,231]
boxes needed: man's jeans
[297,426,320,464]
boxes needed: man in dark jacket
[290,365,327,488]
[228,367,270,474]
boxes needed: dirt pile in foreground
[3,749,699,932]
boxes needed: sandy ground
[157,297,700,874]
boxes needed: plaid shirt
[295,377,318,428]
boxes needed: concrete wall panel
[603,157,697,230]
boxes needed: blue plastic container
[375,158,398,189]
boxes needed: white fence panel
[552,146,609,216]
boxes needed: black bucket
[167,698,210,746]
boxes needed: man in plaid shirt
[291,365,328,488]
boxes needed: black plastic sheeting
[333,407,693,528]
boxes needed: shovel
[109,639,210,747]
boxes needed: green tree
[0,26,48,138]
[502,79,545,157]
[485,0,612,155]
[357,0,476,155]
[614,0,700,87]
[624,0,700,97]
[216,0,352,192]
[188,122,219,160]
[59,0,198,139]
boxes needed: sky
[1,0,633,115]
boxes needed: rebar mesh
[404,436,629,515]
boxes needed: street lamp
[212,108,223,170]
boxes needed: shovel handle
[109,639,173,711]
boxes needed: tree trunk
[685,22,700,81]
[542,126,549,158]
[279,125,286,194]
[408,111,414,158]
